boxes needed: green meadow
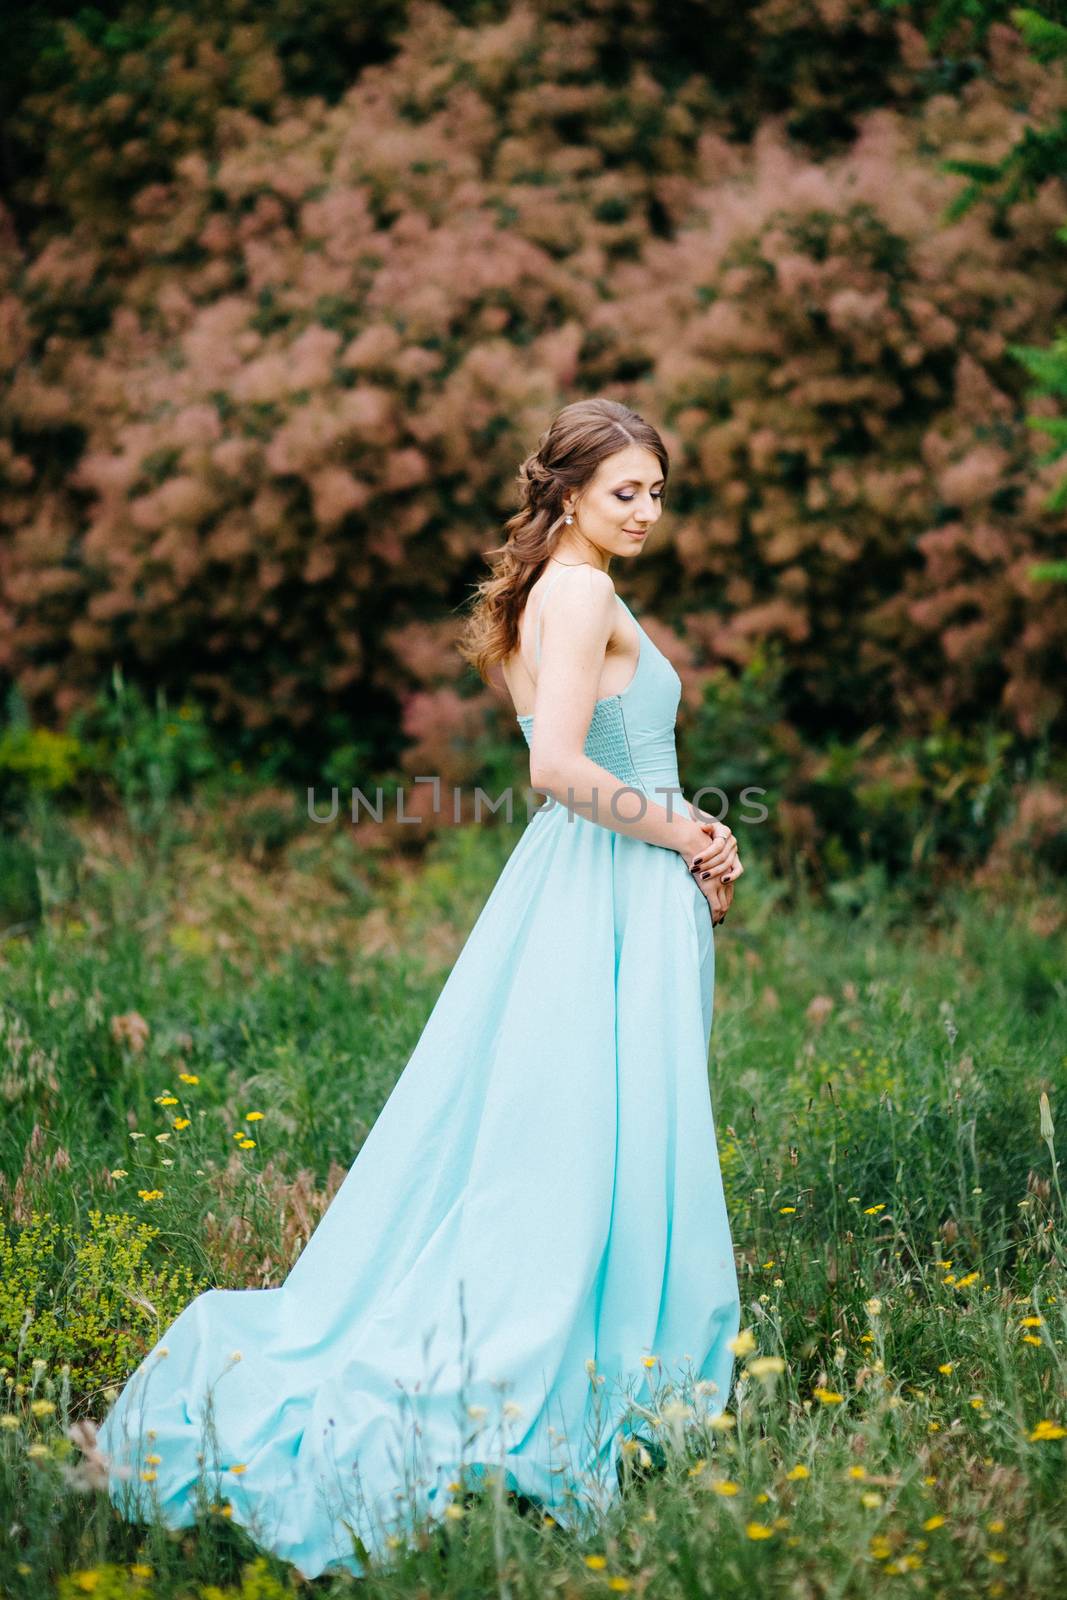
[1,777,1064,1598]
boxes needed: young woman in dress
[96,397,743,1583]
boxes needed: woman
[96,398,743,1583]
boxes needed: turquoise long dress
[96,565,741,1580]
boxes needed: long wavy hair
[458,397,669,685]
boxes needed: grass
[0,794,1065,1597]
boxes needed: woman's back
[502,561,641,721]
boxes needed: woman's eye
[615,491,663,502]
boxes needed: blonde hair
[457,397,669,684]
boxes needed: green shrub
[70,671,221,838]
[0,1210,208,1401]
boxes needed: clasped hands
[683,807,743,927]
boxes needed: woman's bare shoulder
[550,564,617,601]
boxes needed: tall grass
[1,808,1064,1596]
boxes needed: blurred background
[1,0,1066,922]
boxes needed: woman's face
[562,444,665,561]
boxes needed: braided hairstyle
[458,397,669,684]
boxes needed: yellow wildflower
[1029,1418,1066,1441]
[746,1356,785,1379]
[729,1328,757,1357]
[745,1522,774,1539]
[785,1464,809,1480]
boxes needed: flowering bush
[0,2,1064,793]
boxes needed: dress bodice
[515,566,684,802]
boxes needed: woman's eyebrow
[613,477,665,488]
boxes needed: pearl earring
[564,514,573,524]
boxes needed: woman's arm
[528,567,712,860]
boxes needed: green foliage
[1011,333,1067,512]
[70,668,221,841]
[0,1209,208,1396]
[0,824,1064,1594]
[0,835,41,936]
[0,687,88,934]
[0,725,85,796]
[0,686,86,819]
[921,3,1067,513]
[680,644,795,826]
[51,1555,300,1597]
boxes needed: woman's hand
[683,813,743,924]
[693,865,733,925]
[682,814,742,883]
